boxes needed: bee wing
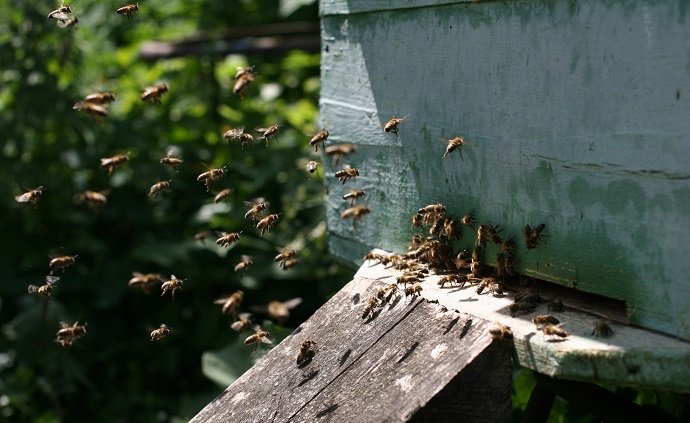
[281,297,303,310]
[213,297,229,305]
[230,320,245,331]
[260,336,273,345]
[27,285,39,294]
[15,193,31,203]
[45,275,60,284]
[48,10,71,20]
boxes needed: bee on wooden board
[55,321,87,348]
[343,189,365,205]
[383,115,407,137]
[592,319,614,338]
[443,136,465,159]
[489,324,513,341]
[160,275,185,300]
[335,167,359,184]
[128,272,162,294]
[256,213,280,235]
[256,124,279,145]
[230,313,254,331]
[223,127,254,148]
[84,92,116,105]
[76,190,108,209]
[196,166,227,192]
[377,284,400,304]
[214,290,244,317]
[150,324,173,342]
[73,101,108,118]
[532,314,560,329]
[49,255,78,274]
[309,129,329,152]
[148,180,172,199]
[523,223,547,249]
[404,283,423,298]
[214,188,232,203]
[15,186,45,207]
[116,3,139,18]
[542,324,568,341]
[244,199,269,221]
[27,275,60,298]
[48,4,72,20]
[234,255,253,273]
[267,298,302,322]
[244,329,272,349]
[306,160,319,175]
[160,153,183,169]
[362,296,381,320]
[215,231,241,248]
[141,83,168,104]
[297,340,317,366]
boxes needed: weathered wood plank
[319,0,690,339]
[320,0,475,16]
[191,270,512,422]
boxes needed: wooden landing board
[354,252,690,392]
[191,270,511,422]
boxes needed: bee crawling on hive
[362,296,382,320]
[296,340,317,367]
[437,274,464,289]
[489,324,513,341]
[532,314,560,329]
[523,223,547,249]
[542,324,568,342]
[404,283,423,299]
[591,319,614,338]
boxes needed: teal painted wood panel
[319,0,690,339]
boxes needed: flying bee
[343,189,365,205]
[341,205,370,225]
[214,290,244,317]
[324,143,357,166]
[335,167,359,184]
[309,129,329,152]
[73,101,108,118]
[275,249,297,268]
[383,115,407,137]
[127,272,162,294]
[196,166,227,192]
[214,188,232,203]
[418,203,446,215]
[442,218,460,240]
[160,274,185,300]
[223,127,254,148]
[244,329,272,349]
[230,313,254,331]
[255,124,279,145]
[532,314,561,329]
[280,257,300,270]
[150,324,173,342]
[57,16,78,27]
[116,3,139,18]
[296,340,317,366]
[15,186,45,207]
[404,283,423,298]
[244,200,269,221]
[362,296,381,319]
[235,66,257,79]
[523,223,547,249]
[84,92,115,105]
[461,212,475,227]
[306,160,319,175]
[55,321,87,348]
[193,230,212,242]
[256,213,280,235]
[234,255,254,273]
[48,5,72,20]
[76,190,108,209]
[443,136,465,159]
[542,324,568,341]
[233,72,255,96]
[148,180,172,199]
[489,324,513,341]
[141,83,168,104]
[99,154,129,175]
[267,298,302,322]
[27,275,60,298]
[592,320,614,338]
[49,255,78,274]
[215,231,241,248]
[160,153,183,169]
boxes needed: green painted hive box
[319,0,690,340]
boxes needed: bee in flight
[233,66,256,96]
[141,83,168,104]
[256,124,279,146]
[160,153,183,169]
[55,321,87,348]
[335,167,359,184]
[256,213,280,235]
[76,190,108,209]
[148,180,172,199]
[244,329,272,350]
[234,255,253,273]
[28,275,60,298]
[47,4,72,20]
[214,188,232,204]
[383,115,407,137]
[73,101,108,118]
[49,255,78,274]
[223,127,254,148]
[160,275,186,299]
[215,231,241,248]
[274,249,297,269]
[15,186,45,207]
[341,204,370,228]
[84,92,116,105]
[325,143,357,166]
[197,166,227,192]
[100,154,129,175]
[116,3,139,18]
[230,313,254,331]
[443,136,465,159]
[306,160,319,175]
[266,298,302,323]
[128,272,163,294]
[150,324,174,342]
[214,290,244,318]
[244,200,269,221]
[309,129,329,152]
[343,189,365,205]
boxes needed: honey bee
[396,272,421,285]
[343,189,365,205]
[362,296,381,319]
[116,3,139,18]
[73,101,108,117]
[235,66,257,79]
[150,324,173,342]
[197,166,227,192]
[215,231,241,248]
[275,249,297,268]
[141,83,168,104]
[485,225,503,244]
[591,320,614,338]
[267,298,302,322]
[442,218,460,240]
[27,275,60,298]
[214,188,232,203]
[256,213,280,235]
[443,136,465,159]
[411,213,424,228]
[127,272,162,294]
[377,284,400,304]
[244,329,272,349]
[383,115,407,137]
[453,249,471,269]
[532,314,561,329]
[523,223,547,249]
[99,154,129,175]
[476,277,503,296]
[55,321,87,348]
[404,283,423,298]
[340,205,370,223]
[48,5,72,20]
[309,129,330,152]
[160,153,184,169]
[214,290,244,317]
[418,203,446,215]
[489,324,513,341]
[281,257,300,270]
[437,274,464,288]
[230,313,254,331]
[476,224,488,248]
[160,274,185,299]
[244,200,269,221]
[76,190,108,209]
[15,186,45,207]
[84,92,116,105]
[193,230,213,242]
[324,143,357,166]
[335,167,359,184]
[296,340,317,366]
[306,160,319,175]
[470,248,483,274]
[234,255,253,272]
[148,180,172,199]
[223,127,254,148]
[256,124,279,145]
[542,324,568,341]
[57,16,78,28]
[461,212,475,227]
[49,255,78,274]
[233,70,256,96]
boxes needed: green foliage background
[0,0,350,421]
